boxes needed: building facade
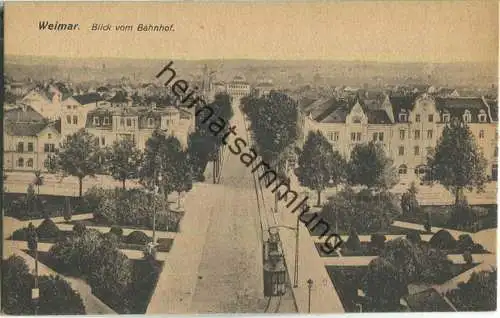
[301,93,498,184]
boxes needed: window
[356,132,362,141]
[66,115,71,124]
[495,147,498,157]
[442,113,450,122]
[93,116,100,126]
[479,130,485,139]
[373,132,384,142]
[351,132,356,141]
[352,116,362,124]
[398,146,405,156]
[27,158,33,167]
[148,118,154,127]
[415,114,421,122]
[400,130,406,140]
[27,142,33,152]
[399,113,408,122]
[48,133,52,139]
[126,118,132,127]
[101,137,105,146]
[17,158,24,167]
[428,114,434,122]
[333,132,339,141]
[17,142,24,153]
[103,117,110,125]
[463,110,471,123]
[398,164,408,175]
[120,118,125,126]
[72,115,78,125]
[44,143,55,153]
[427,130,433,139]
[67,105,71,110]
[73,105,78,109]
[414,146,420,155]
[478,111,487,123]
[414,130,420,140]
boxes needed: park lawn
[316,240,490,258]
[405,288,454,312]
[326,263,478,312]
[24,250,164,314]
[12,230,173,253]
[395,204,497,233]
[308,225,429,237]
[4,193,88,220]
[67,211,184,233]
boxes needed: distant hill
[4,55,497,88]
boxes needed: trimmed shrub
[125,231,150,245]
[36,219,60,239]
[463,251,473,265]
[11,228,28,241]
[429,230,457,250]
[369,233,386,251]
[457,234,475,251]
[110,226,123,237]
[73,222,87,236]
[345,228,361,250]
[406,230,422,244]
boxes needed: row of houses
[299,93,498,182]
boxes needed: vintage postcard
[2,1,498,315]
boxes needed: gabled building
[4,105,61,171]
[60,92,106,137]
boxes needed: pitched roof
[4,105,46,122]
[4,121,49,136]
[366,109,391,124]
[73,93,103,105]
[389,95,417,122]
[434,97,490,123]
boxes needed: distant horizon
[5,53,498,65]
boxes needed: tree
[345,228,361,250]
[38,275,85,314]
[33,170,44,195]
[446,269,497,311]
[140,130,182,197]
[362,257,408,311]
[241,91,299,164]
[45,129,101,197]
[296,131,346,206]
[426,122,488,206]
[321,187,400,233]
[73,222,87,236]
[347,141,398,191]
[104,138,143,189]
[2,255,32,314]
[170,150,193,208]
[63,196,72,222]
[401,182,419,215]
[26,184,40,218]
[187,128,219,181]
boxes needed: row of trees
[296,120,488,209]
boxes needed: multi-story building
[85,105,194,150]
[226,76,251,107]
[20,84,70,120]
[4,105,61,171]
[60,93,107,137]
[300,93,498,184]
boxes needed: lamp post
[307,278,313,313]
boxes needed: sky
[4,1,499,63]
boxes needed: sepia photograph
[2,1,498,315]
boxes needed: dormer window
[103,117,110,125]
[478,110,487,123]
[352,116,362,124]
[93,116,100,126]
[442,112,450,122]
[463,110,472,123]
[399,112,408,122]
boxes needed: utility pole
[307,279,313,313]
[294,216,299,288]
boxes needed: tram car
[263,231,287,297]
